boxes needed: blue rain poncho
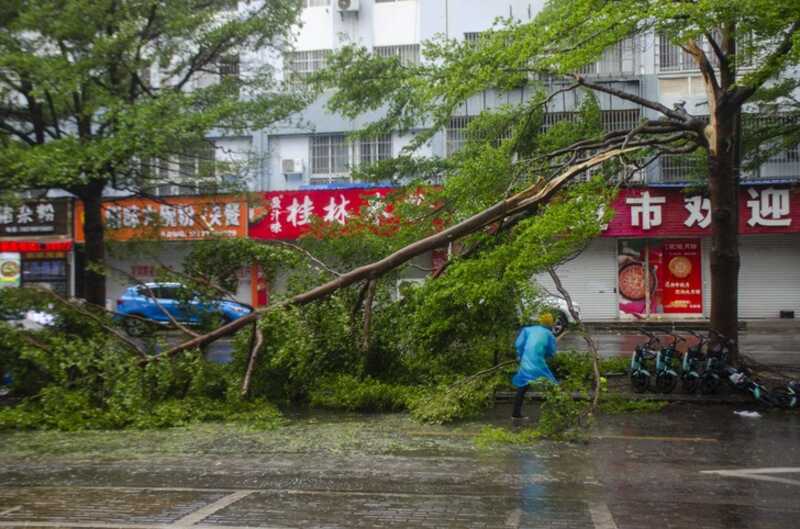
[512,324,558,388]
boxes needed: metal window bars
[373,45,421,66]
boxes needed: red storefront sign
[660,240,702,313]
[250,187,400,240]
[0,240,73,253]
[602,186,800,237]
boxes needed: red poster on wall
[660,239,703,314]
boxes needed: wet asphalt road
[1,404,800,529]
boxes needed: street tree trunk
[81,181,107,307]
[707,112,741,363]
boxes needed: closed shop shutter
[534,239,618,320]
[738,234,800,319]
[702,238,711,317]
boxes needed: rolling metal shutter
[738,234,800,319]
[534,239,619,321]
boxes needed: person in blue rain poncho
[511,313,558,419]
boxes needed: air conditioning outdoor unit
[281,159,304,175]
[337,0,360,13]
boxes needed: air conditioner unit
[337,0,359,13]
[281,159,304,175]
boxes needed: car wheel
[552,312,568,336]
[123,316,152,337]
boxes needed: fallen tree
[155,146,643,363]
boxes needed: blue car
[115,282,252,336]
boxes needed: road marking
[702,467,800,487]
[0,506,20,517]
[173,490,254,527]
[593,434,719,443]
[588,502,618,529]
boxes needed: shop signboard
[602,186,800,238]
[74,195,247,242]
[249,187,399,240]
[0,252,21,287]
[0,200,70,237]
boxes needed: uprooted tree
[0,0,307,306]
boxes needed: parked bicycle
[630,329,659,393]
[699,330,734,395]
[681,330,707,393]
[655,331,683,394]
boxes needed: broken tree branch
[240,323,264,397]
[546,266,602,410]
[151,146,643,362]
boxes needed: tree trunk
[707,115,740,363]
[81,182,107,307]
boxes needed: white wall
[373,0,419,46]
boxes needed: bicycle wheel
[699,374,720,395]
[656,371,678,394]
[631,371,649,393]
[682,374,700,394]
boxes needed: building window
[541,109,641,133]
[311,134,349,175]
[303,0,329,6]
[374,44,420,66]
[375,0,411,3]
[463,32,483,43]
[284,49,330,84]
[446,116,473,157]
[577,37,640,76]
[218,54,240,80]
[359,134,392,166]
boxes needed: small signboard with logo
[0,252,22,288]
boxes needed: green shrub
[308,374,416,412]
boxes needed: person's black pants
[512,385,529,418]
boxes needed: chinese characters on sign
[0,201,69,236]
[603,187,800,237]
[74,196,246,242]
[250,188,397,240]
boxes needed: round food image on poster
[618,262,655,301]
[668,256,692,279]
[0,260,20,278]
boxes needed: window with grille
[658,32,734,72]
[359,134,392,166]
[303,0,329,6]
[374,45,420,66]
[577,37,639,76]
[541,109,641,133]
[179,140,216,181]
[284,49,330,84]
[446,116,473,157]
[464,32,483,43]
[218,54,240,79]
[311,134,349,175]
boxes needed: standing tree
[0,0,306,305]
[313,0,800,362]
